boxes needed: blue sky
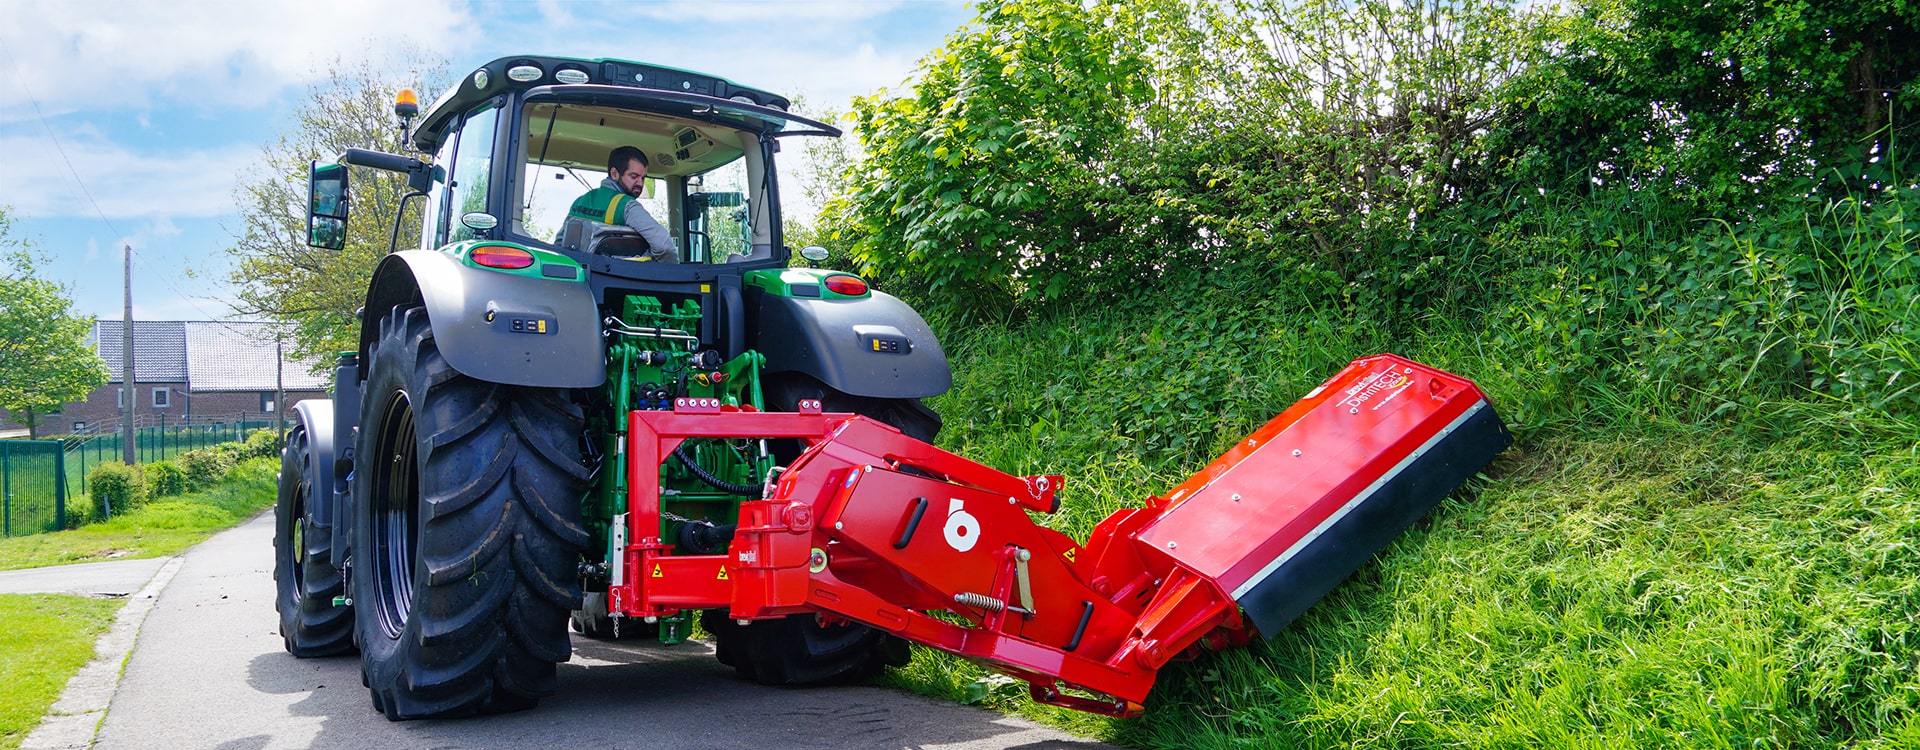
[0,0,972,321]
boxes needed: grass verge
[0,594,122,750]
[0,458,277,572]
[883,292,1920,748]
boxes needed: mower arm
[611,354,1509,715]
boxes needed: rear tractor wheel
[351,305,591,720]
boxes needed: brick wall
[3,384,328,435]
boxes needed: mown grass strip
[0,594,122,750]
[0,458,276,573]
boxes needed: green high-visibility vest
[568,187,633,226]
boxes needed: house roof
[90,321,187,382]
[91,321,328,391]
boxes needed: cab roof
[413,55,800,153]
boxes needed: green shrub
[144,460,188,498]
[85,462,146,519]
[175,448,236,489]
[242,428,283,460]
[62,499,94,529]
[228,456,279,486]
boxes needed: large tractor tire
[273,421,354,657]
[351,305,591,720]
[705,374,938,685]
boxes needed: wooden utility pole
[122,245,135,466]
[275,332,286,445]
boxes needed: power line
[0,29,131,245]
[0,30,281,344]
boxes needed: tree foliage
[829,0,1157,312]
[226,54,447,368]
[0,208,110,438]
[1499,0,1919,202]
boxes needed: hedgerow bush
[241,428,283,460]
[175,447,236,489]
[85,462,145,520]
[144,460,188,498]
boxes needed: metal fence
[62,421,277,499]
[0,440,69,538]
[0,421,279,538]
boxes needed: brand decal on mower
[944,498,980,552]
[1340,369,1412,411]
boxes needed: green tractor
[274,55,947,719]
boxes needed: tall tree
[226,54,447,368]
[0,209,110,439]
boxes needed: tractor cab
[410,56,838,275]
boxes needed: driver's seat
[558,217,650,257]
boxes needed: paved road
[87,513,1114,750]
[0,556,169,597]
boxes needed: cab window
[446,102,501,243]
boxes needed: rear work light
[823,275,868,296]
[471,245,535,269]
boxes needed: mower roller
[608,353,1509,716]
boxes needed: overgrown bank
[811,3,1917,742]
[880,188,1919,747]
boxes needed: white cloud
[622,0,916,23]
[0,134,256,220]
[147,215,182,238]
[0,0,478,117]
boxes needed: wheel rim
[369,390,420,640]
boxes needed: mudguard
[360,251,606,389]
[288,399,339,554]
[754,290,952,399]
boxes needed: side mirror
[308,162,349,250]
[799,245,830,263]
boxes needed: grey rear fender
[290,399,335,521]
[754,290,952,399]
[360,251,607,389]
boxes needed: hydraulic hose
[672,444,762,496]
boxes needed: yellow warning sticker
[716,567,730,581]
[651,564,664,578]
[1063,548,1078,563]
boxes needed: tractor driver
[568,145,677,263]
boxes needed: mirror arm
[337,148,434,193]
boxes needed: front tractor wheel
[273,421,353,657]
[351,305,590,720]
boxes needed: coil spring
[954,592,1006,612]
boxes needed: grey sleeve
[623,202,678,263]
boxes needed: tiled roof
[91,321,187,382]
[184,322,328,392]
[91,321,327,392]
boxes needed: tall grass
[886,188,1920,747]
